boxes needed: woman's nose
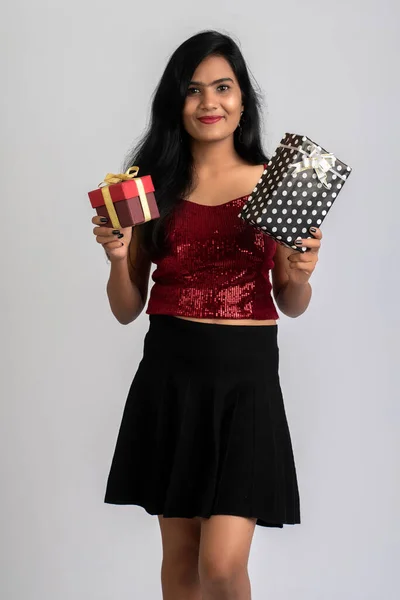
[199,89,218,109]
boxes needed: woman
[93,30,321,600]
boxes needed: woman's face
[182,55,244,143]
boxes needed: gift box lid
[88,174,155,209]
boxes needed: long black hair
[123,29,269,260]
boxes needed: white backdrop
[1,1,399,598]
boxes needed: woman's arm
[271,243,312,318]
[106,228,152,325]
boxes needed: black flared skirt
[104,314,301,528]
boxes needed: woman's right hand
[92,215,133,262]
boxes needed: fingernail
[112,229,120,235]
[117,233,124,239]
[310,227,316,233]
[100,217,108,223]
[295,239,303,245]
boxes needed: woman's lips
[198,116,223,124]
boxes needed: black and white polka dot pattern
[238,133,352,252]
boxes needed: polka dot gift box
[238,133,352,252]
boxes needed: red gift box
[88,166,159,229]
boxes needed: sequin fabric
[146,195,279,320]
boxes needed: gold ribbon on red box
[97,166,152,228]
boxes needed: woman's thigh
[158,515,202,562]
[157,514,257,571]
[198,515,257,581]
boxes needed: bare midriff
[174,316,277,326]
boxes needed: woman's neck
[189,137,245,174]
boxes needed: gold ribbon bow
[280,143,347,188]
[97,166,151,229]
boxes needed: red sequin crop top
[146,167,279,320]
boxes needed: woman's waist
[146,277,278,321]
[151,266,270,289]
[174,315,277,326]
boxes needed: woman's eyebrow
[188,77,234,87]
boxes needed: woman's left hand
[287,227,322,285]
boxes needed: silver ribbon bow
[280,142,347,188]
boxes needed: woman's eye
[187,85,230,95]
